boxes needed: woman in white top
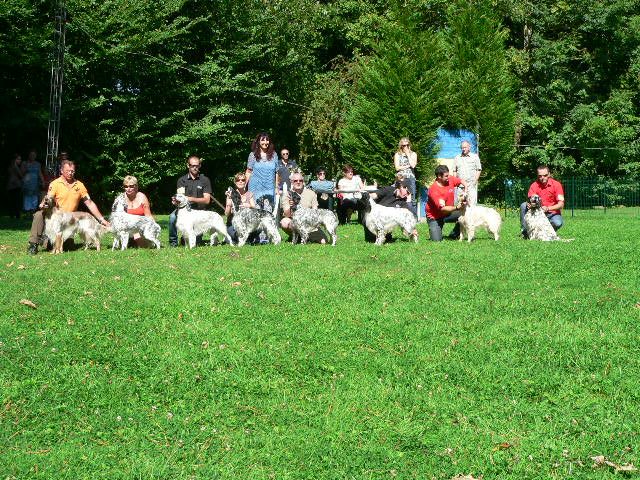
[336,164,364,225]
[393,137,418,208]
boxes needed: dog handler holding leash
[168,155,212,247]
[27,158,110,254]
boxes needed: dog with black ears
[357,191,418,245]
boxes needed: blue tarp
[433,128,477,158]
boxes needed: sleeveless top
[127,205,145,216]
[396,153,415,178]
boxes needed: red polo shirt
[528,178,564,214]
[426,176,462,220]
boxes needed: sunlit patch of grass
[1,213,639,478]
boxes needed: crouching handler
[280,172,328,244]
[27,158,110,254]
[426,165,468,241]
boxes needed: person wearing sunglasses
[27,156,110,254]
[112,175,155,247]
[280,172,328,243]
[224,172,256,244]
[308,166,335,211]
[277,148,298,193]
[393,137,418,210]
[169,155,212,247]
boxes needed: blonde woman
[393,137,418,208]
[113,175,154,246]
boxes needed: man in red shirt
[426,165,468,241]
[520,165,565,238]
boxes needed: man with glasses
[277,148,298,193]
[280,172,328,243]
[308,166,335,211]
[169,155,212,247]
[519,165,564,238]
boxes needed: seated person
[280,172,328,243]
[27,158,110,254]
[113,175,155,247]
[307,166,335,211]
[224,172,256,244]
[335,164,364,224]
[364,179,417,242]
[426,165,468,241]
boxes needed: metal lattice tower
[45,0,67,177]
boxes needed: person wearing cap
[372,178,416,214]
[308,166,335,211]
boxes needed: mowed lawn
[1,211,639,479]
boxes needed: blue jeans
[519,202,563,233]
[427,211,461,241]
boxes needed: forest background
[1,0,639,210]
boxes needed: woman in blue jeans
[245,132,279,213]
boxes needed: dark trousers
[338,198,363,224]
[7,188,21,219]
[427,211,461,241]
[317,193,334,211]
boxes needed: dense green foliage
[1,214,639,478]
[1,0,639,205]
[338,1,515,187]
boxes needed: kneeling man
[280,172,328,243]
[27,158,110,254]
[426,165,468,241]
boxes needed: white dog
[110,194,161,250]
[174,193,233,248]
[456,191,502,242]
[359,192,418,245]
[42,197,107,253]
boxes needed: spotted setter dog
[291,206,339,246]
[358,192,418,245]
[523,194,562,241]
[110,194,162,250]
[231,207,282,247]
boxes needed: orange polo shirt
[47,177,89,212]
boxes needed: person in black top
[277,148,298,194]
[169,155,212,247]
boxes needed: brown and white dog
[42,197,108,253]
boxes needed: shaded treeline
[1,0,638,210]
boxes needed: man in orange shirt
[27,158,110,254]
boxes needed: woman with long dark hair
[245,132,279,212]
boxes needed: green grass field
[1,212,639,479]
